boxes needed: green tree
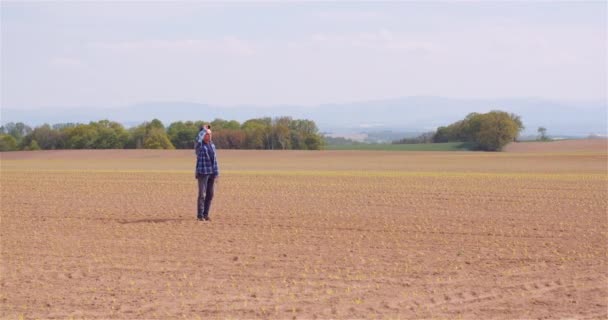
[128,119,174,149]
[65,124,98,149]
[304,134,323,150]
[167,121,200,149]
[127,125,146,149]
[209,118,240,131]
[432,110,523,151]
[89,120,129,149]
[272,117,292,150]
[5,117,323,151]
[433,119,470,143]
[143,127,175,149]
[1,122,32,142]
[471,111,524,151]
[242,118,272,149]
[20,124,63,150]
[0,135,18,151]
[537,127,549,141]
[214,129,246,149]
[289,119,320,149]
[26,140,41,151]
[149,119,165,130]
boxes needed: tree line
[394,110,524,151]
[0,117,324,151]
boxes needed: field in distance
[1,140,606,319]
[325,138,607,152]
[325,142,473,151]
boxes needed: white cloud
[315,10,386,22]
[49,57,85,69]
[292,29,435,54]
[88,37,257,57]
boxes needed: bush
[26,140,41,151]
[0,134,18,151]
[471,111,524,151]
[143,127,175,149]
[432,110,524,151]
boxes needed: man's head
[202,129,212,143]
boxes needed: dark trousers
[197,174,216,218]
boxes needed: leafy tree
[149,119,165,130]
[537,127,550,141]
[143,127,174,149]
[1,122,32,141]
[272,117,292,150]
[25,140,41,151]
[94,127,120,148]
[432,110,524,151]
[127,125,146,149]
[52,123,78,130]
[87,120,129,149]
[21,124,63,150]
[211,119,240,130]
[167,121,200,149]
[433,118,473,143]
[4,117,324,150]
[289,119,320,149]
[304,134,323,150]
[242,118,272,149]
[0,135,18,151]
[209,118,226,130]
[470,111,524,151]
[214,129,246,149]
[128,119,174,149]
[64,124,98,149]
[225,120,241,130]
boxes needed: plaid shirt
[196,142,219,176]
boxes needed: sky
[1,1,606,110]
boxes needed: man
[195,128,219,221]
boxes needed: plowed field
[1,146,607,319]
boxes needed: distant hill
[2,96,606,136]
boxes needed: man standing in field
[195,128,219,221]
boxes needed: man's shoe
[203,216,210,221]
[197,217,204,221]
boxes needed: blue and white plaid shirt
[196,142,219,176]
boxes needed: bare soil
[1,145,606,319]
[504,138,607,153]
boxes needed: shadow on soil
[118,218,185,224]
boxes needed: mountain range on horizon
[2,96,606,137]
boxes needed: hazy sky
[1,1,606,109]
